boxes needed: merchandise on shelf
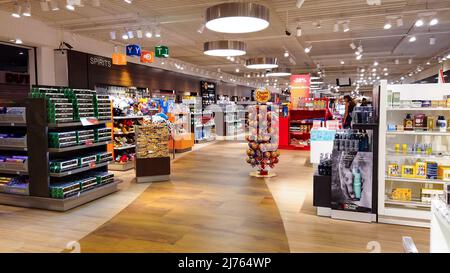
[0,133,27,147]
[96,152,113,163]
[245,105,280,176]
[94,95,112,120]
[50,172,115,199]
[0,155,28,172]
[77,129,95,145]
[352,106,375,124]
[135,122,170,159]
[48,131,77,148]
[318,153,332,175]
[333,130,370,152]
[67,89,96,121]
[49,151,113,173]
[49,158,78,173]
[114,150,135,164]
[94,128,112,142]
[0,107,26,123]
[0,175,29,195]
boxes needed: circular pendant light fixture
[205,2,270,34]
[246,57,278,69]
[203,40,247,57]
[266,67,291,77]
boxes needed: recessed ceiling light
[246,57,278,69]
[122,33,129,40]
[145,31,152,38]
[409,36,416,42]
[342,22,350,32]
[372,68,377,72]
[124,0,133,3]
[415,19,424,27]
[15,39,23,44]
[383,68,388,71]
[356,54,362,60]
[235,68,240,73]
[50,0,59,11]
[205,2,270,34]
[19,52,24,55]
[426,61,431,65]
[429,18,438,26]
[383,20,392,30]
[350,42,356,50]
[395,59,399,64]
[361,69,365,72]
[373,61,379,66]
[284,51,289,58]
[203,40,247,57]
[340,60,345,65]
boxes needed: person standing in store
[343,95,356,129]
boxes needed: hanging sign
[290,74,310,109]
[126,44,141,57]
[254,88,271,103]
[140,51,154,63]
[155,45,169,58]
[112,53,127,65]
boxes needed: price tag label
[67,171,72,175]
[85,140,93,146]
[89,162,96,169]
[11,123,15,126]
[80,117,99,126]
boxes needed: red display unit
[278,98,331,150]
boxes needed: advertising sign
[112,53,127,65]
[126,44,141,57]
[155,45,169,58]
[290,74,310,109]
[140,51,154,63]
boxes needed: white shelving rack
[378,81,450,227]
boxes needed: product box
[445,183,450,205]
[50,181,80,199]
[49,158,78,173]
[392,92,401,107]
[388,163,401,177]
[421,188,444,204]
[401,165,415,178]
[415,162,427,179]
[413,114,427,131]
[438,166,450,181]
[391,188,412,201]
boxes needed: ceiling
[1,0,450,87]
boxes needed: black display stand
[0,98,118,211]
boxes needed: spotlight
[343,22,350,32]
[304,45,312,53]
[230,56,235,62]
[50,0,59,11]
[350,42,356,50]
[355,51,360,56]
[23,1,31,16]
[296,0,305,8]
[383,68,388,71]
[122,33,129,40]
[333,22,339,32]
[415,19,424,27]
[40,0,50,11]
[124,0,133,3]
[145,31,152,38]
[284,51,289,58]
[66,0,75,11]
[426,61,431,65]
[340,60,345,65]
[15,39,23,44]
[396,17,403,27]
[197,23,205,34]
[430,37,436,45]
[408,58,413,64]
[136,29,143,39]
[373,61,379,66]
[12,2,21,18]
[357,45,363,53]
[235,68,240,73]
[110,31,116,40]
[127,30,134,39]
[429,18,438,26]
[408,36,416,42]
[296,24,302,37]
[356,54,362,60]
[383,20,392,30]
[395,59,399,64]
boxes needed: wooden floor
[79,141,430,253]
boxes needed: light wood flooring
[79,141,430,253]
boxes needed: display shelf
[113,116,146,120]
[49,161,110,177]
[48,141,111,153]
[109,161,134,171]
[0,181,118,211]
[385,176,448,185]
[430,199,450,252]
[386,153,450,160]
[378,81,450,227]
[0,122,26,127]
[48,120,110,128]
[113,145,136,150]
[386,131,450,136]
[0,145,27,151]
[0,169,28,175]
[385,199,431,208]
[387,107,450,111]
[352,123,379,130]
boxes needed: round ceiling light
[246,57,278,69]
[205,2,270,34]
[266,67,291,77]
[203,40,247,57]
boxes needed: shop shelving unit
[378,81,450,227]
[215,103,244,140]
[184,97,215,143]
[110,115,144,171]
[0,93,118,211]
